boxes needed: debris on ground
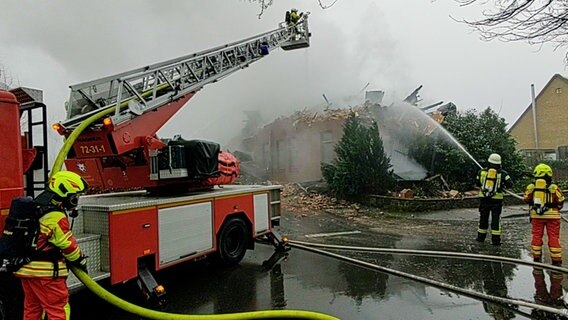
[281,183,360,214]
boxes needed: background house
[237,88,458,184]
[509,74,568,164]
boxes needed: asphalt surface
[69,206,568,320]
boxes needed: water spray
[397,102,523,201]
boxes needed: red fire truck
[0,15,310,320]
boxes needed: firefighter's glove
[70,255,88,274]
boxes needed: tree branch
[249,0,340,18]
[453,0,568,62]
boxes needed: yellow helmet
[533,163,552,178]
[48,171,88,198]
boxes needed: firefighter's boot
[552,260,563,267]
[476,232,486,243]
[491,235,501,246]
[533,256,541,263]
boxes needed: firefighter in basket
[285,8,303,38]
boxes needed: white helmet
[488,153,501,165]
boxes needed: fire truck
[0,14,310,320]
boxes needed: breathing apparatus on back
[481,154,502,198]
[531,164,554,216]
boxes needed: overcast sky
[1,0,566,153]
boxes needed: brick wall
[510,75,568,150]
[244,117,345,183]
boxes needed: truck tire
[215,217,249,266]
[0,273,23,320]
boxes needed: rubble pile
[391,189,480,199]
[281,183,360,214]
[290,104,375,128]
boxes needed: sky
[1,0,566,157]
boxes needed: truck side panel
[158,201,214,266]
[213,195,254,235]
[109,207,158,284]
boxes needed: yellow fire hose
[70,265,336,320]
[52,104,338,320]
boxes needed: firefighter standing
[476,153,513,245]
[14,171,88,320]
[524,163,565,265]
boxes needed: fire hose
[52,106,338,319]
[49,99,563,319]
[288,240,568,317]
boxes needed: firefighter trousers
[478,199,503,236]
[20,277,70,320]
[531,218,562,263]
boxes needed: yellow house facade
[509,74,568,160]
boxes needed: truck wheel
[0,273,23,320]
[215,217,249,266]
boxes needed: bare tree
[0,64,17,89]
[454,1,568,61]
[249,0,339,18]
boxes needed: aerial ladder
[53,14,310,192]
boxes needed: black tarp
[168,139,220,179]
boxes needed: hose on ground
[70,266,337,320]
[289,242,568,317]
[289,240,568,274]
[53,107,338,319]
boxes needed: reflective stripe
[531,245,542,256]
[15,209,81,278]
[491,229,502,235]
[477,228,488,234]
[14,260,69,278]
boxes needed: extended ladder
[61,15,310,129]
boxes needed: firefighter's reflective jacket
[476,168,512,200]
[14,210,82,278]
[524,180,565,219]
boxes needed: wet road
[70,207,568,319]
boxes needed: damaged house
[239,88,457,184]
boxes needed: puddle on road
[71,244,563,320]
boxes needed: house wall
[245,118,344,183]
[510,75,568,152]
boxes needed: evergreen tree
[322,112,395,197]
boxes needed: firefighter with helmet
[524,163,565,265]
[14,171,89,320]
[475,153,513,245]
[285,8,303,38]
[289,8,301,25]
